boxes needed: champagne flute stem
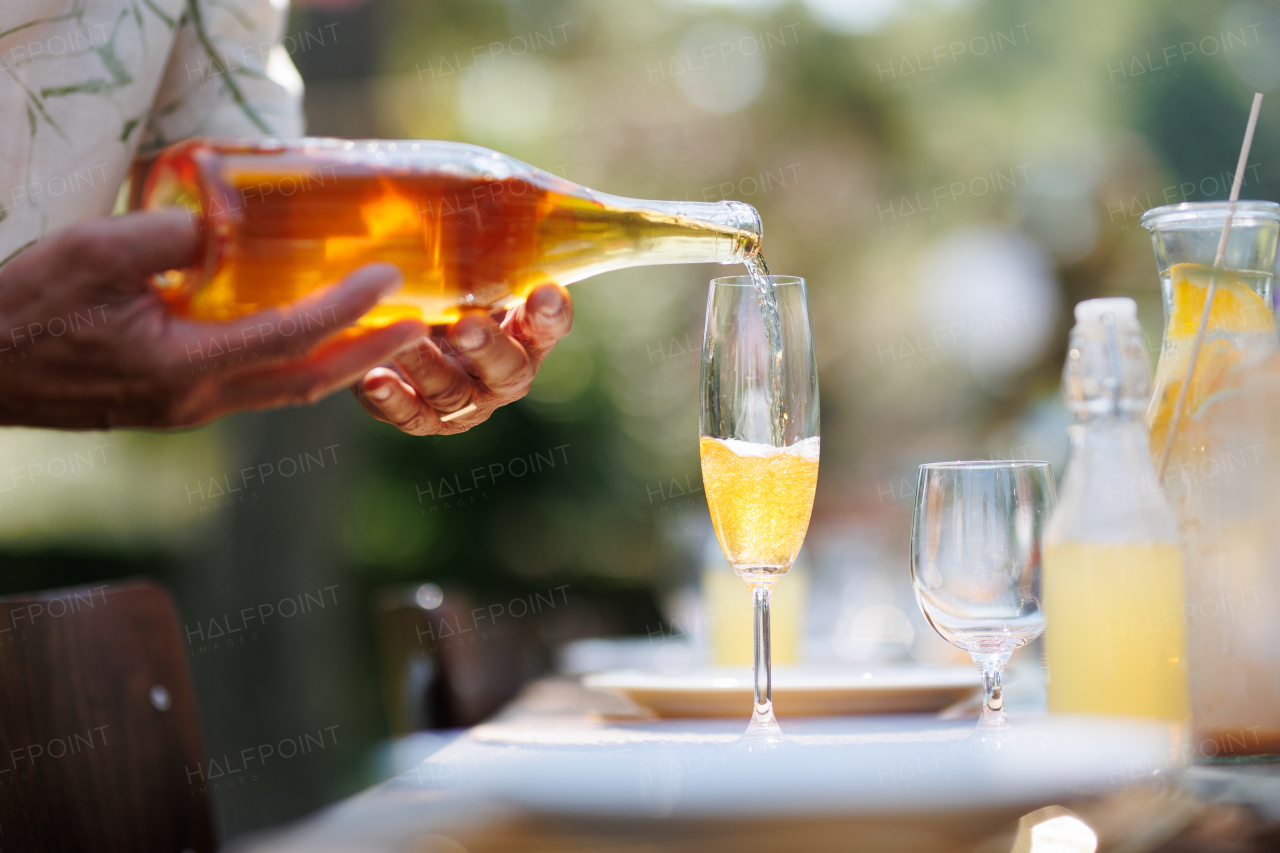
[972,652,1011,729]
[747,580,780,734]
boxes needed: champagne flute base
[745,711,782,738]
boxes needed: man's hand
[0,210,426,429]
[351,282,574,435]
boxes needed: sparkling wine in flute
[700,436,819,575]
[140,137,762,326]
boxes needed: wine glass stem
[973,652,1011,728]
[750,580,776,727]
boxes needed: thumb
[108,208,204,282]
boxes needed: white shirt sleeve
[138,0,305,154]
[0,0,305,265]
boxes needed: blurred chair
[0,580,215,852]
[372,586,548,733]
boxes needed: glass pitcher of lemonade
[1043,298,1188,721]
[1141,200,1280,758]
[139,137,762,326]
[1144,202,1278,464]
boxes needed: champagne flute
[700,275,819,736]
[910,461,1053,728]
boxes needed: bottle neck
[1064,320,1159,472]
[594,194,762,265]
[1062,315,1150,419]
[1050,313,1178,544]
[1066,408,1156,485]
[1069,414,1148,446]
[1051,418,1177,544]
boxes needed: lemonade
[1146,262,1275,464]
[1043,542,1189,720]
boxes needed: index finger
[113,208,204,279]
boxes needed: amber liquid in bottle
[142,138,760,326]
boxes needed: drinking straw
[1155,92,1264,485]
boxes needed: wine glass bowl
[910,461,1054,726]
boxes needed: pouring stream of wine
[745,254,788,447]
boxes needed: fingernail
[455,324,492,353]
[364,264,404,295]
[376,275,404,296]
[368,384,393,402]
[529,285,563,312]
[538,311,565,333]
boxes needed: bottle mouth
[596,195,763,262]
[1140,200,1280,231]
[1073,297,1137,326]
[703,200,762,262]
[722,200,762,248]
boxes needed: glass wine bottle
[139,137,762,326]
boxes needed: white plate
[583,666,981,718]
[432,713,1187,817]
[235,715,1189,852]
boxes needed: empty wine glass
[910,461,1054,728]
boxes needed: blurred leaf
[342,473,436,575]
